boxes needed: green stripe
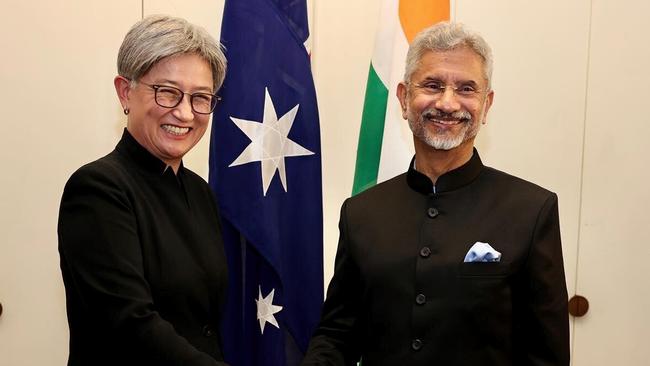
[352,63,389,195]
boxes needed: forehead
[145,53,213,89]
[413,47,486,84]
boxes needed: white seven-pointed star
[229,87,314,195]
[256,286,283,334]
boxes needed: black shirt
[58,129,228,366]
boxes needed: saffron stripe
[399,0,450,43]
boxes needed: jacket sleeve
[302,200,362,366]
[515,193,570,365]
[58,166,228,366]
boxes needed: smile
[429,118,463,125]
[423,111,471,125]
[162,124,191,135]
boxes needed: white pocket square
[463,241,501,262]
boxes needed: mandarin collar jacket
[58,130,229,366]
[303,149,569,366]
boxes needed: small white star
[256,286,283,334]
[229,87,314,195]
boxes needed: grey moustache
[422,109,471,122]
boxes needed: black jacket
[58,130,229,366]
[303,150,569,365]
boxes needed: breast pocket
[457,262,511,321]
[455,262,513,341]
[458,262,510,278]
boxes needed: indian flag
[352,0,450,195]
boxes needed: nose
[434,88,461,113]
[173,94,194,121]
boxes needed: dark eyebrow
[419,77,443,84]
[457,80,480,87]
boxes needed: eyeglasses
[409,81,487,99]
[139,81,221,114]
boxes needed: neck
[413,139,474,184]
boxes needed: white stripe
[376,36,414,183]
[371,0,399,84]
[373,0,414,182]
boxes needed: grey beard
[409,109,477,150]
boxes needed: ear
[114,76,132,111]
[481,89,495,125]
[396,82,408,119]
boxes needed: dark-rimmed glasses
[140,81,221,115]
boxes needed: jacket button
[412,338,423,351]
[415,293,426,305]
[419,247,431,257]
[202,325,215,337]
[427,207,439,218]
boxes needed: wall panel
[311,0,382,282]
[573,0,650,364]
[0,2,140,365]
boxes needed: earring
[123,108,130,115]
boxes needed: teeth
[432,119,460,125]
[162,125,190,135]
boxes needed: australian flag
[208,0,323,365]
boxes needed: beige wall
[0,2,139,365]
[0,0,648,365]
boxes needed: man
[302,22,569,365]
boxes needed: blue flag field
[209,0,323,365]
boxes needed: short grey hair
[404,21,493,88]
[117,15,227,91]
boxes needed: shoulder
[181,168,216,196]
[67,150,126,182]
[181,167,208,186]
[341,173,415,217]
[347,172,409,201]
[179,167,221,216]
[480,166,557,206]
[61,151,133,203]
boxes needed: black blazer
[303,151,569,366]
[58,130,229,366]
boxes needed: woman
[58,15,229,366]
